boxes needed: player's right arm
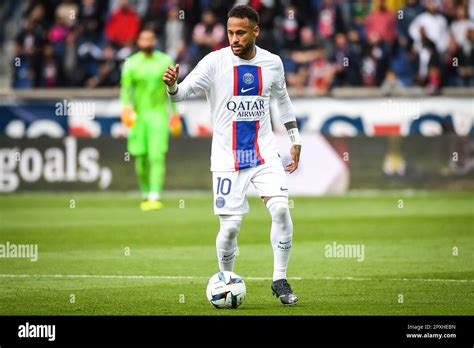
[162,53,215,102]
[120,59,136,127]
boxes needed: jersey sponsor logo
[233,65,262,96]
[232,120,265,170]
[215,196,226,208]
[226,100,265,119]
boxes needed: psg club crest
[215,197,226,208]
[242,73,254,85]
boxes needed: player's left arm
[283,121,302,174]
[271,58,302,174]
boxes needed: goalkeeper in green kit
[120,29,181,211]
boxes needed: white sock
[148,192,160,201]
[267,197,293,281]
[216,215,242,272]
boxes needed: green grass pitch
[0,191,473,315]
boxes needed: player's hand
[121,106,136,128]
[285,145,301,174]
[163,64,180,87]
[169,113,182,137]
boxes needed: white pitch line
[320,276,474,283]
[0,274,473,283]
[0,274,300,281]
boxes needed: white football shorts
[212,159,289,215]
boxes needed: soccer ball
[206,271,246,309]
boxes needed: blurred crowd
[3,0,474,94]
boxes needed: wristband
[287,128,302,145]
[167,82,178,94]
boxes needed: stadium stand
[0,0,472,94]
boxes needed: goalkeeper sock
[149,155,166,200]
[148,192,160,201]
[134,156,150,198]
[267,197,293,281]
[216,215,242,272]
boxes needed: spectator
[55,0,79,28]
[346,28,362,86]
[49,17,69,42]
[397,0,423,41]
[366,31,391,85]
[450,4,474,48]
[141,0,169,41]
[27,2,49,38]
[164,6,185,61]
[361,44,378,86]
[86,44,120,87]
[192,8,225,61]
[105,0,141,47]
[78,0,104,42]
[413,26,440,88]
[63,29,79,86]
[455,27,474,86]
[109,0,148,18]
[40,44,63,87]
[13,19,43,88]
[316,0,346,57]
[439,0,458,22]
[116,39,134,61]
[278,4,304,51]
[332,29,364,86]
[365,0,397,44]
[352,0,371,38]
[409,0,450,54]
[426,64,441,94]
[390,36,417,86]
[286,27,319,88]
[308,47,335,94]
[332,33,350,86]
[381,69,404,94]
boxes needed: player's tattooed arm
[284,121,301,174]
[284,121,297,131]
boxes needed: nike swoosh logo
[279,241,291,245]
[280,187,288,191]
[241,87,255,93]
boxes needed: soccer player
[121,29,180,211]
[163,5,301,305]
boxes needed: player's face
[227,17,260,58]
[137,31,156,54]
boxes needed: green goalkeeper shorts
[127,111,169,160]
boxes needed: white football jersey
[168,46,296,171]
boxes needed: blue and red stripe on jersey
[233,65,263,96]
[232,120,265,171]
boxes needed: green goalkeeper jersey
[120,50,176,117]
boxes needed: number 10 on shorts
[216,177,232,195]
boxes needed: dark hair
[228,5,259,25]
